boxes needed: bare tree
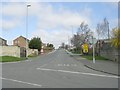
[77,22,91,45]
[96,18,110,56]
[97,18,109,39]
[71,22,91,48]
[71,33,80,47]
[96,23,101,40]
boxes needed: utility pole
[26,4,31,58]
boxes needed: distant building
[0,37,7,46]
[13,36,29,48]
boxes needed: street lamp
[90,32,96,63]
[26,4,31,58]
[92,35,95,63]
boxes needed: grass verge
[82,55,109,61]
[0,56,27,62]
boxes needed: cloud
[2,2,92,48]
[1,3,26,30]
[29,2,92,48]
[2,19,21,30]
[35,3,91,30]
[32,29,72,48]
[2,3,26,17]
[2,0,120,2]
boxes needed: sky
[0,0,118,48]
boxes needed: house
[41,43,54,54]
[13,36,39,57]
[0,37,7,46]
[13,36,29,48]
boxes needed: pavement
[1,49,119,88]
[66,50,119,76]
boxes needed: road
[1,49,118,88]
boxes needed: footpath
[66,50,119,76]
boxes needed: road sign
[89,38,97,44]
[83,43,88,53]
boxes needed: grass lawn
[0,56,27,62]
[82,55,109,61]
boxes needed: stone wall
[96,41,119,62]
[27,49,38,56]
[0,46,21,57]
[100,47,119,62]
[0,46,39,58]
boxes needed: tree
[111,27,120,48]
[49,44,53,47]
[96,18,109,39]
[29,37,42,51]
[70,22,91,54]
[47,43,54,47]
[71,34,81,47]
[76,22,91,45]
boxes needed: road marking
[57,64,77,67]
[36,68,119,79]
[0,77,42,87]
[58,64,62,66]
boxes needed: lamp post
[92,35,95,63]
[107,21,110,39]
[26,4,31,58]
[90,32,96,63]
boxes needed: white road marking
[58,64,62,66]
[0,77,42,87]
[36,68,119,79]
[57,64,77,67]
[66,64,70,66]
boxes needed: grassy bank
[82,55,109,61]
[0,56,27,62]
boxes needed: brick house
[13,36,29,48]
[13,36,38,57]
[0,37,7,46]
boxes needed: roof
[96,39,111,44]
[0,37,7,41]
[13,36,29,42]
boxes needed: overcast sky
[0,0,118,48]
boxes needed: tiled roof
[0,37,7,41]
[13,36,29,41]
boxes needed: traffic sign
[83,43,88,53]
[89,38,97,44]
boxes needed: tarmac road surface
[1,49,118,88]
